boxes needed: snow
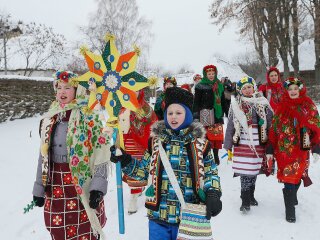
[156,58,248,91]
[208,57,248,82]
[1,116,320,240]
[0,74,53,81]
[278,39,316,72]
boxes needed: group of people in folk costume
[31,64,320,240]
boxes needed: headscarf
[199,65,224,119]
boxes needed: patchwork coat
[122,121,221,225]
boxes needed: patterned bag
[158,141,213,240]
[206,123,224,141]
[200,109,215,127]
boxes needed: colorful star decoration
[74,33,150,122]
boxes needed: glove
[266,154,274,174]
[205,189,222,220]
[33,196,45,207]
[110,145,132,168]
[89,190,104,209]
[313,153,320,164]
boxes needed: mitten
[33,196,45,207]
[205,189,222,220]
[266,154,274,173]
[110,145,132,168]
[89,190,103,209]
[313,153,320,164]
[227,149,233,161]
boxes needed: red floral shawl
[269,88,320,184]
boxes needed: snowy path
[0,117,319,240]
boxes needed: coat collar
[150,120,206,143]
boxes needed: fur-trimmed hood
[150,120,206,140]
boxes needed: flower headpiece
[236,76,256,92]
[163,76,177,87]
[53,70,78,90]
[193,74,202,81]
[203,65,217,73]
[283,77,304,90]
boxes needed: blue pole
[113,129,125,234]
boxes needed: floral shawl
[40,93,111,238]
[269,90,320,184]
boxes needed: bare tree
[209,0,309,78]
[290,0,300,76]
[236,51,266,82]
[302,0,320,83]
[0,12,22,74]
[79,0,153,71]
[14,22,66,76]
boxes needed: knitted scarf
[199,71,224,119]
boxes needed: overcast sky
[2,0,248,73]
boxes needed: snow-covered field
[1,116,320,240]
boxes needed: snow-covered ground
[1,116,320,240]
[0,75,53,81]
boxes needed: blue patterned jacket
[123,121,221,225]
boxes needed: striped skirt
[232,124,265,176]
[44,162,106,240]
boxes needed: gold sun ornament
[147,76,159,89]
[73,33,150,122]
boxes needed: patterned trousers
[240,175,257,191]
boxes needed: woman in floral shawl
[267,77,320,223]
[32,70,111,240]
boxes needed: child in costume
[193,65,228,165]
[119,90,158,214]
[258,67,284,111]
[32,71,111,240]
[224,77,273,212]
[267,77,320,223]
[154,76,177,120]
[111,87,222,240]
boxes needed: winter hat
[163,76,177,87]
[164,87,193,112]
[53,70,78,91]
[180,84,192,93]
[193,74,202,81]
[203,65,217,74]
[236,76,256,93]
[283,77,304,90]
[164,103,193,131]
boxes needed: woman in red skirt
[32,71,110,239]
[224,77,273,212]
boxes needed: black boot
[240,190,251,212]
[250,185,258,206]
[213,148,220,165]
[294,182,301,206]
[283,188,296,223]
